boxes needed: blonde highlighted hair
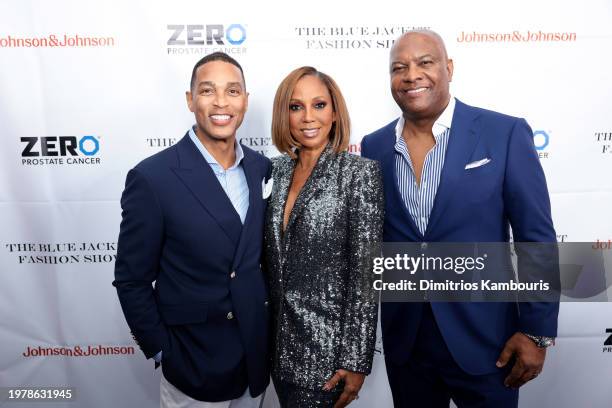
[271,66,350,158]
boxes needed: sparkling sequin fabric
[273,377,342,407]
[263,144,384,396]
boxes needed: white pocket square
[465,158,491,170]
[262,177,274,199]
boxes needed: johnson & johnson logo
[457,30,577,43]
[22,344,135,358]
[0,34,116,48]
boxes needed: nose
[213,92,229,107]
[402,64,422,83]
[303,106,315,123]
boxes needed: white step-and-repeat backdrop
[1,0,611,407]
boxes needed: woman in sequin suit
[263,66,384,407]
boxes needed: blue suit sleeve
[503,118,559,337]
[113,168,170,358]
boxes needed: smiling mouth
[302,128,320,137]
[403,87,429,95]
[209,114,232,125]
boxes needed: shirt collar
[188,125,244,170]
[395,96,456,142]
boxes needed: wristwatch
[523,333,555,348]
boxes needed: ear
[447,58,454,82]
[186,90,194,112]
[245,91,249,112]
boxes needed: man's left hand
[496,332,546,389]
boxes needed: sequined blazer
[263,145,384,389]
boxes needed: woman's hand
[323,369,365,407]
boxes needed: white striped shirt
[394,97,456,235]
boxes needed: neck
[402,116,436,139]
[402,96,451,139]
[297,143,327,170]
[196,129,237,170]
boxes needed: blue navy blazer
[113,133,271,401]
[361,99,559,375]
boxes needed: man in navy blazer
[113,53,271,406]
[361,31,558,407]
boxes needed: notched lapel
[232,148,262,269]
[238,149,260,229]
[426,101,481,237]
[172,135,242,246]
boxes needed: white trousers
[160,374,264,408]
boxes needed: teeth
[211,114,231,120]
[303,129,318,136]
[406,88,427,94]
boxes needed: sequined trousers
[273,377,343,408]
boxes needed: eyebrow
[197,81,244,89]
[289,96,327,102]
[392,54,436,64]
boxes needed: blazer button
[421,242,428,250]
[264,301,269,307]
[226,312,234,320]
[230,271,236,279]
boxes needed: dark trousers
[385,304,518,408]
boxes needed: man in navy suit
[113,52,271,407]
[361,31,558,407]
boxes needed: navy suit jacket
[113,133,271,401]
[361,99,559,375]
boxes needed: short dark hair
[190,52,246,91]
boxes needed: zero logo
[20,136,100,157]
[167,24,246,46]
